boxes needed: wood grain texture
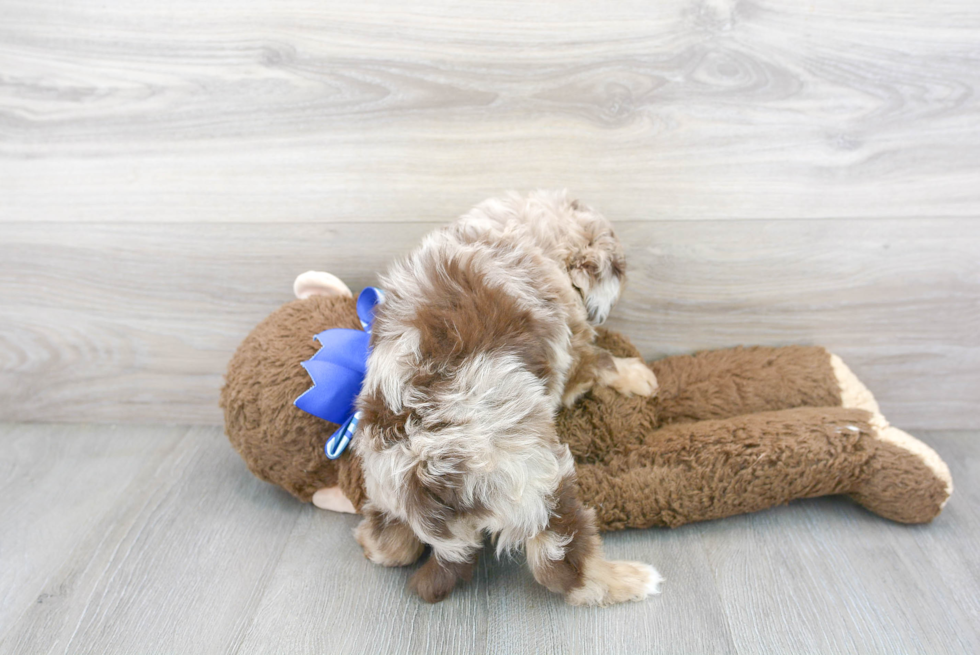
[0,423,977,654]
[1,219,977,428]
[1,0,979,223]
[0,424,184,629]
[0,424,302,655]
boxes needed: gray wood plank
[907,431,980,636]
[2,219,977,428]
[0,424,977,654]
[699,432,980,654]
[0,423,186,640]
[235,511,491,655]
[480,527,737,655]
[1,0,979,223]
[0,423,302,655]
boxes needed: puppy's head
[564,200,626,325]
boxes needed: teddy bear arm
[556,341,851,461]
[649,345,844,425]
[595,328,846,424]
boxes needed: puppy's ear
[568,236,625,325]
[568,252,600,296]
[568,242,624,293]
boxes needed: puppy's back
[356,229,576,550]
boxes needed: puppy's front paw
[355,517,425,567]
[610,357,658,397]
[409,555,476,603]
[567,560,663,606]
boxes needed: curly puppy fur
[354,191,661,605]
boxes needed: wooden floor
[1,422,977,654]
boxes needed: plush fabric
[221,295,952,530]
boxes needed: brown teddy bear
[221,272,952,531]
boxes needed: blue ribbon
[294,287,385,459]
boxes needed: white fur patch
[526,530,573,572]
[584,274,621,326]
[566,558,663,606]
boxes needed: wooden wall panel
[1,0,978,429]
[1,0,979,223]
[1,219,977,429]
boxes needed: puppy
[354,190,661,605]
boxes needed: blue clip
[325,412,360,460]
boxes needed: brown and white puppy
[354,190,662,605]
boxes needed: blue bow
[294,287,385,459]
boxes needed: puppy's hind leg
[526,476,663,606]
[355,502,425,567]
[409,536,481,603]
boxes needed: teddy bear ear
[293,271,353,299]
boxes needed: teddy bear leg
[832,356,953,522]
[848,429,953,523]
[354,503,425,567]
[575,407,888,530]
[525,477,662,606]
